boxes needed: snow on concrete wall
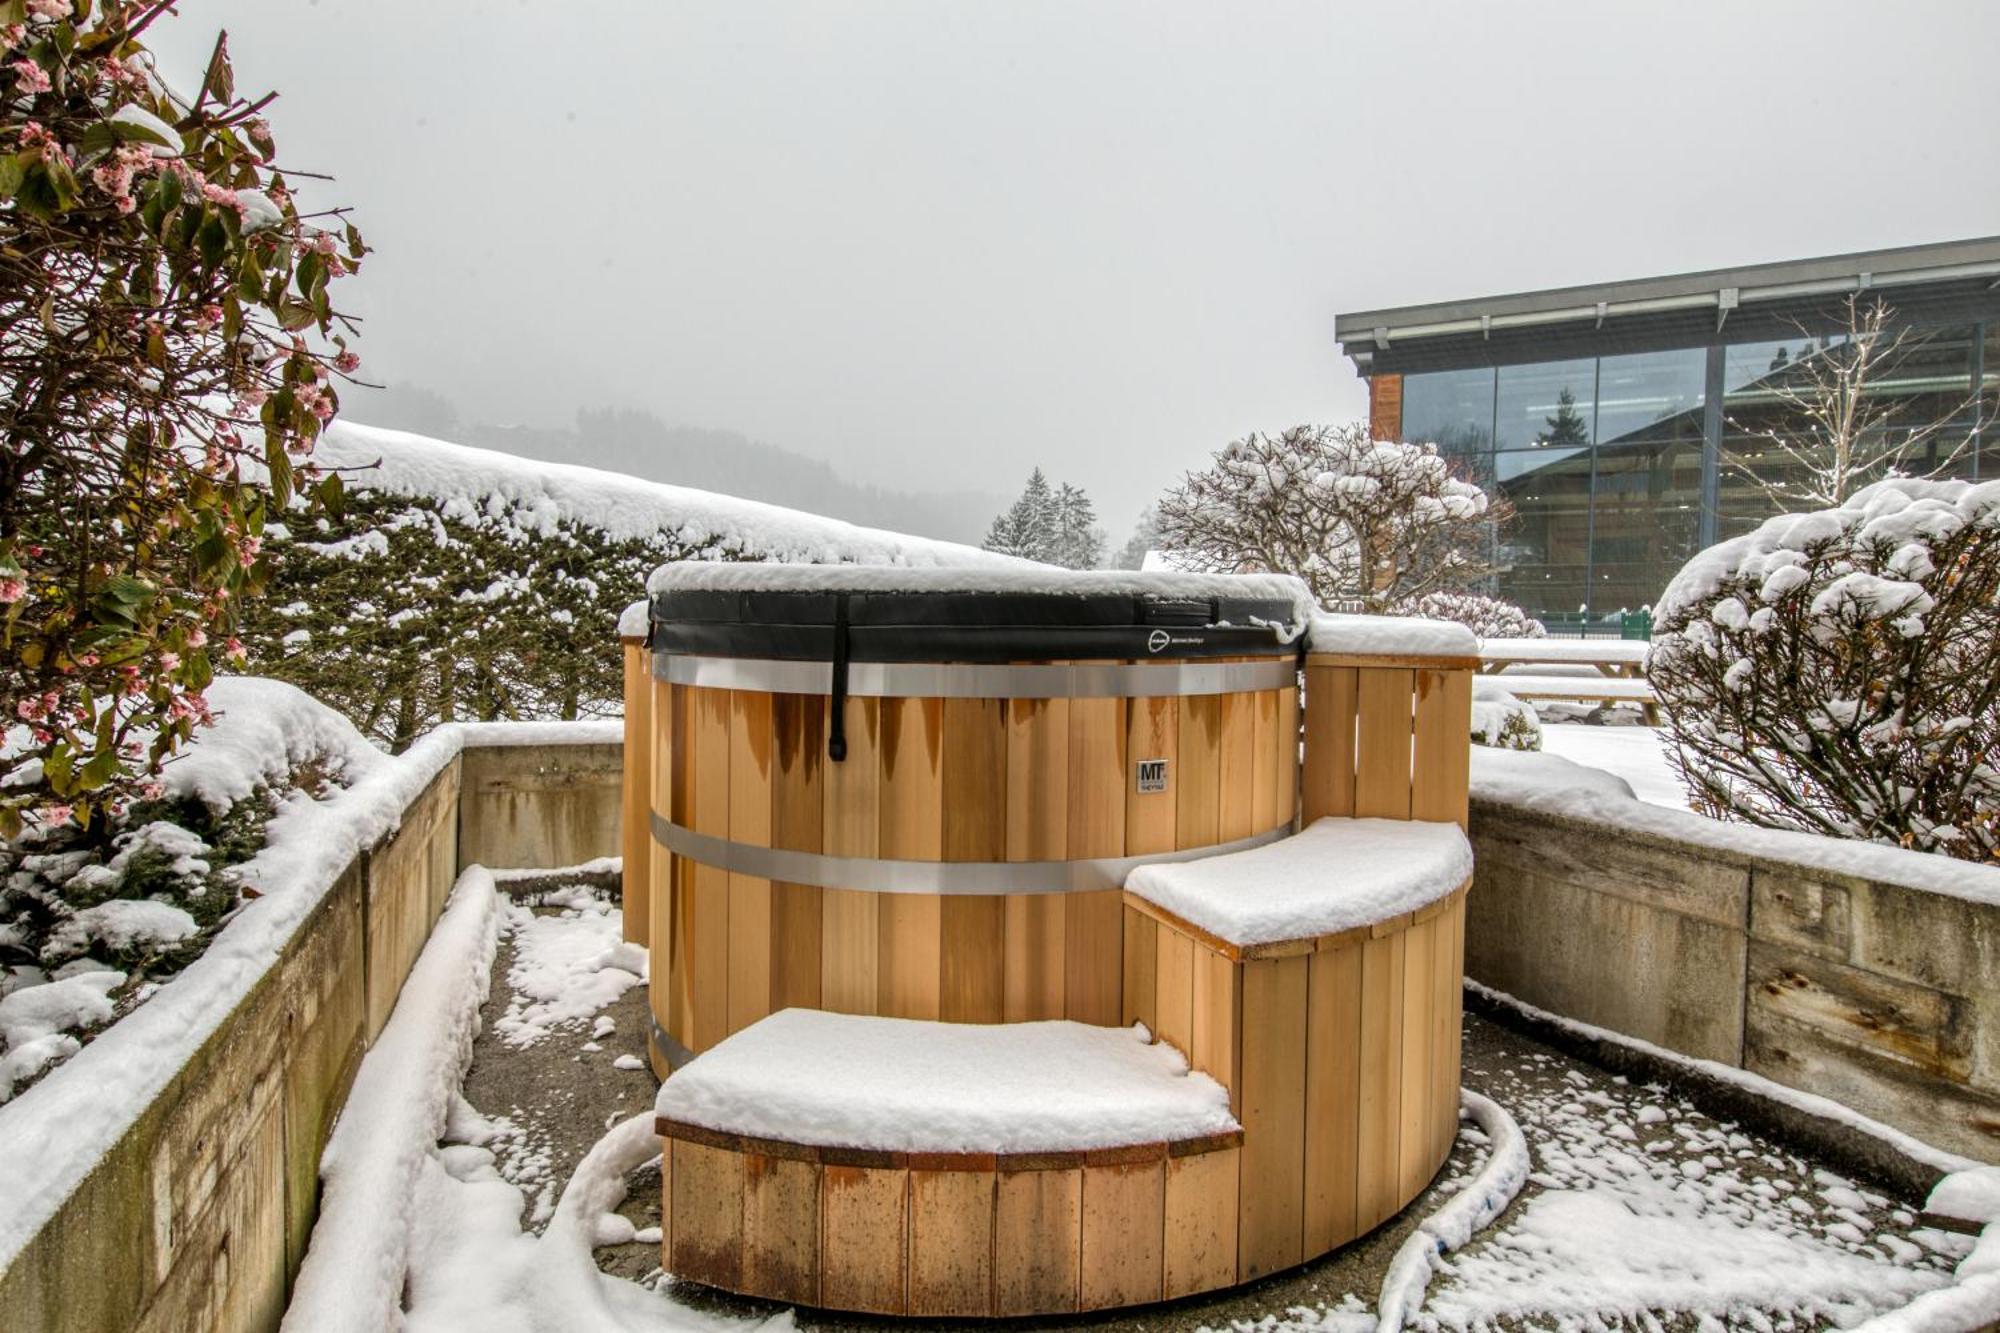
[1466,774,2000,1166]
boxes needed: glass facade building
[1339,239,2000,632]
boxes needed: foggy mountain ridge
[354,389,1009,545]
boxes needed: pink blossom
[158,651,180,671]
[77,652,98,667]
[26,0,68,20]
[201,181,240,210]
[16,697,39,720]
[234,387,269,413]
[226,637,246,663]
[10,58,50,95]
[334,350,361,374]
[2,25,25,51]
[186,627,207,648]
[142,782,165,801]
[0,577,24,603]
[42,804,72,827]
[313,232,337,255]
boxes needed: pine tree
[983,469,1058,560]
[1114,506,1163,569]
[1050,484,1105,570]
[1537,388,1590,447]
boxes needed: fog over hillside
[353,386,1007,546]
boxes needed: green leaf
[77,116,178,158]
[317,471,347,519]
[0,154,22,203]
[78,748,120,793]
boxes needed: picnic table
[1478,637,1659,723]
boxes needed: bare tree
[1155,423,1507,611]
[1726,296,1975,510]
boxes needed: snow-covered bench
[1121,816,1474,1279]
[652,1008,1244,1316]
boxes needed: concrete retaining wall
[1466,794,2000,1164]
[0,735,622,1333]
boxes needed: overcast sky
[151,1,2000,534]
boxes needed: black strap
[828,593,850,763]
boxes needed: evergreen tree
[1050,484,1105,570]
[1536,388,1590,447]
[1113,506,1163,569]
[982,469,1058,560]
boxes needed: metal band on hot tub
[652,653,1297,699]
[652,812,1295,896]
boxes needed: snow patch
[655,1008,1237,1154]
[1126,816,1472,947]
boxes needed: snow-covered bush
[0,678,376,1102]
[1155,423,1504,611]
[241,488,748,750]
[1,4,365,835]
[1650,478,2000,860]
[1398,590,1546,640]
[1471,679,1542,751]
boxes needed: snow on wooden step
[653,1008,1238,1154]
[1125,816,1472,948]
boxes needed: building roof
[1336,235,2000,377]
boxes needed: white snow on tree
[1155,423,1502,611]
[1649,477,2000,861]
[1398,590,1546,640]
[983,470,1105,569]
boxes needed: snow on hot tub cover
[1126,816,1473,947]
[653,1009,1239,1154]
[645,561,1316,640]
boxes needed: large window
[1401,367,1495,457]
[1372,320,1987,625]
[1590,349,1705,612]
[1721,324,1976,533]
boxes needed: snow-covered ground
[1538,722,1691,811]
[283,866,1985,1333]
[1417,1016,1964,1331]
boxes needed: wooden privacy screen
[633,664,1300,1065]
[1300,651,1474,828]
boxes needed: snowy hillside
[314,421,1022,569]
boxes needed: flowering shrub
[1398,590,1546,640]
[1649,478,2000,861]
[0,2,364,834]
[1156,423,1504,610]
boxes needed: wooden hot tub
[631,564,1314,1069]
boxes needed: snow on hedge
[1126,816,1472,947]
[162,676,386,814]
[654,1008,1238,1154]
[318,420,1014,569]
